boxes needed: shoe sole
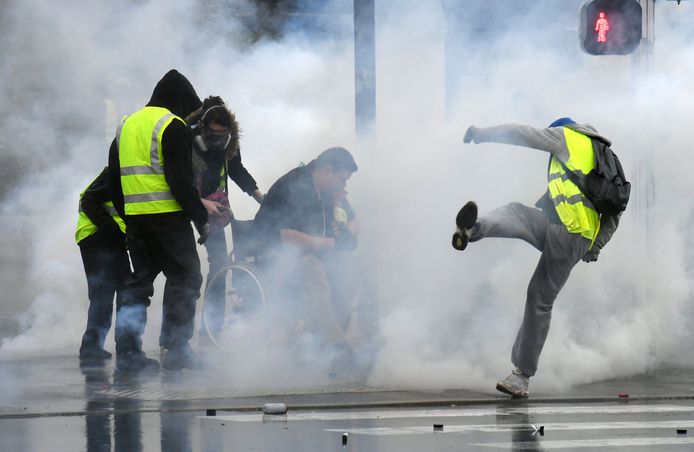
[456,201,478,230]
[496,381,529,398]
[452,201,478,251]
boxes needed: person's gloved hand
[196,222,210,245]
[333,222,357,252]
[463,126,478,144]
[582,248,600,263]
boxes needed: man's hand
[463,126,478,144]
[582,248,600,263]
[196,222,210,245]
[334,222,357,252]
[201,198,226,216]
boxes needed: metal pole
[632,0,656,255]
[354,0,376,138]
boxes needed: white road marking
[474,437,694,449]
[323,420,694,436]
[207,404,694,423]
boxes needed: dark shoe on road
[162,343,203,371]
[452,201,478,251]
[79,347,112,368]
[80,347,112,360]
[115,351,160,374]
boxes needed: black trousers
[79,232,130,352]
[114,213,202,355]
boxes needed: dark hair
[197,96,241,157]
[201,104,233,129]
[314,147,358,173]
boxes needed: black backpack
[558,140,631,216]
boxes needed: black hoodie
[107,69,207,230]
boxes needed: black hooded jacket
[107,69,207,230]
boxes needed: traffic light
[580,0,642,55]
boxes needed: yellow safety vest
[75,185,126,244]
[117,106,184,215]
[548,128,601,241]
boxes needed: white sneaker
[496,368,529,398]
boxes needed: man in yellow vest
[107,70,208,373]
[75,167,129,365]
[455,118,621,398]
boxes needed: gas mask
[202,129,231,152]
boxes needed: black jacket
[107,69,207,230]
[254,163,354,253]
[191,132,259,198]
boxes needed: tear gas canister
[262,403,288,414]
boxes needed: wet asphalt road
[2,356,694,451]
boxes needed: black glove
[196,222,210,245]
[463,126,477,144]
[334,222,357,252]
[582,248,600,263]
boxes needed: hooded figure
[456,119,622,398]
[106,69,208,373]
[148,69,203,119]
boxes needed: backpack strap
[555,157,586,192]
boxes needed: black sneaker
[115,351,160,374]
[161,343,203,371]
[452,201,478,251]
[80,347,112,360]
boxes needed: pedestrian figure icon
[595,11,609,42]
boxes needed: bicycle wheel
[201,262,267,348]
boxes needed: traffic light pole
[354,0,376,138]
[631,0,655,74]
[631,0,656,255]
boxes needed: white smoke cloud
[1,0,693,396]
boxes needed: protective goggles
[202,129,231,150]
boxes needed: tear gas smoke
[1,0,693,394]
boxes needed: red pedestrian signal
[580,0,642,55]
[595,12,609,43]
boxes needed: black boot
[161,343,203,371]
[115,351,160,374]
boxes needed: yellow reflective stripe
[115,115,127,150]
[548,169,588,182]
[148,113,173,172]
[124,192,175,203]
[120,166,163,175]
[552,193,585,205]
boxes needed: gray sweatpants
[469,202,591,377]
